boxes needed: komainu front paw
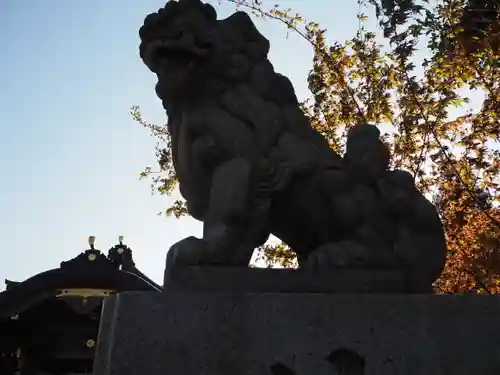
[304,240,371,271]
[166,236,208,269]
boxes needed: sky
[0,0,366,286]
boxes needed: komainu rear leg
[302,240,372,271]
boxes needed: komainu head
[139,0,271,105]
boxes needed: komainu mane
[139,0,447,287]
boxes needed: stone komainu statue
[139,0,447,285]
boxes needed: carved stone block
[93,290,500,375]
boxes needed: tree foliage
[133,0,500,293]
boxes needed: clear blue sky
[0,0,364,286]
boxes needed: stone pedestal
[163,266,431,293]
[93,284,500,375]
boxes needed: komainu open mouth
[142,36,212,73]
